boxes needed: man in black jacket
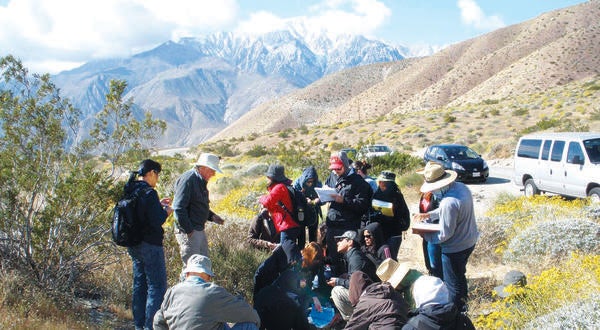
[326,230,377,322]
[325,151,373,276]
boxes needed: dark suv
[423,144,489,182]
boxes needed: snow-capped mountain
[52,29,409,147]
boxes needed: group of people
[123,149,479,329]
[123,153,229,330]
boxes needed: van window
[566,142,584,164]
[551,141,565,162]
[584,138,600,164]
[517,139,541,159]
[541,140,552,160]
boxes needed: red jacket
[259,183,299,233]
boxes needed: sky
[0,0,588,74]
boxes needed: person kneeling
[154,254,260,330]
[402,275,474,330]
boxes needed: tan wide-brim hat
[376,258,420,290]
[193,153,222,173]
[417,161,457,193]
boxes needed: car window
[541,140,552,160]
[550,140,565,162]
[584,138,600,163]
[566,142,584,164]
[435,148,447,160]
[463,147,480,159]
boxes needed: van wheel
[524,179,539,197]
[589,188,600,203]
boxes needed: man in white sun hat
[173,153,226,267]
[414,161,479,313]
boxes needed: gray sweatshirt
[423,182,479,253]
[154,276,260,330]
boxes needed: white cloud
[457,0,504,30]
[0,0,238,74]
[236,0,390,40]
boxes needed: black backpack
[279,185,316,226]
[111,186,151,247]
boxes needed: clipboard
[411,222,441,234]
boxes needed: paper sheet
[315,187,337,202]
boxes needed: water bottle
[312,274,319,290]
[324,264,332,280]
[298,208,304,222]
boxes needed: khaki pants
[175,228,209,267]
[331,286,353,321]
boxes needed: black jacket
[372,183,410,241]
[253,240,301,298]
[359,222,393,267]
[254,269,311,330]
[402,303,475,330]
[327,172,373,230]
[126,181,168,246]
[337,247,377,288]
[345,281,409,330]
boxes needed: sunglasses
[364,234,372,239]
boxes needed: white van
[513,132,600,202]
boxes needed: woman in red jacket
[259,164,302,244]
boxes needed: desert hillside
[211,1,600,142]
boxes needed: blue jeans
[427,242,443,279]
[441,245,475,311]
[128,242,167,329]
[280,226,302,245]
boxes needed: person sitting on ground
[253,269,311,330]
[345,271,409,330]
[253,239,301,300]
[154,254,260,330]
[402,275,475,330]
[359,222,393,268]
[246,210,280,251]
[327,230,377,322]
[376,258,423,307]
[299,241,332,304]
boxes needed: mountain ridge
[211,1,600,141]
[52,30,408,147]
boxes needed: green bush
[368,152,423,176]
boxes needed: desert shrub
[202,141,239,157]
[368,152,423,176]
[512,108,528,116]
[476,253,600,329]
[523,294,600,329]
[487,142,514,159]
[246,145,268,157]
[211,182,264,219]
[485,195,590,258]
[208,221,270,301]
[397,172,423,189]
[238,163,269,177]
[443,113,456,123]
[471,215,514,264]
[213,176,243,195]
[502,219,600,266]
